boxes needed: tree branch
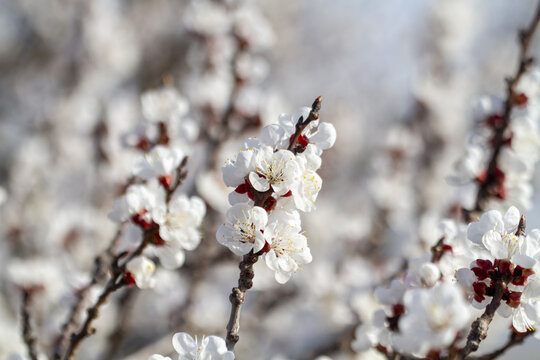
[21,289,39,360]
[224,97,323,351]
[473,0,540,212]
[470,331,533,360]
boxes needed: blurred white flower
[141,87,189,123]
[125,256,156,289]
[393,283,470,356]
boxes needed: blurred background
[1,0,540,359]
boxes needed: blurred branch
[62,232,152,360]
[21,289,39,360]
[470,331,533,360]
[473,0,540,213]
[53,227,124,359]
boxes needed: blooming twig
[473,0,540,213]
[224,96,326,351]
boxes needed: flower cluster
[458,206,540,333]
[451,69,540,210]
[217,98,336,283]
[183,0,273,137]
[109,87,206,288]
[150,332,234,360]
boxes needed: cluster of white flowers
[182,0,273,130]
[354,205,540,358]
[451,69,540,211]
[109,87,206,288]
[457,206,540,333]
[150,332,234,360]
[217,101,336,283]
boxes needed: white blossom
[133,145,185,182]
[216,203,267,255]
[126,256,156,289]
[393,283,471,357]
[262,210,312,283]
[152,332,234,360]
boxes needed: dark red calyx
[136,137,151,151]
[159,174,173,188]
[260,241,271,253]
[473,282,488,302]
[505,291,522,308]
[263,196,277,212]
[123,272,136,288]
[512,266,535,286]
[485,114,503,127]
[282,190,293,198]
[472,259,493,280]
[132,210,155,230]
[515,93,528,107]
[289,134,310,147]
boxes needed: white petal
[310,122,336,150]
[482,230,506,259]
[511,254,536,269]
[248,172,270,192]
[172,333,197,355]
[504,206,521,233]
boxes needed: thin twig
[62,235,151,360]
[470,331,533,360]
[21,289,39,360]
[287,96,322,153]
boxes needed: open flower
[134,145,185,187]
[108,182,165,229]
[393,283,471,357]
[261,210,312,283]
[248,146,300,196]
[150,332,234,360]
[150,194,206,269]
[125,256,156,289]
[141,87,189,123]
[216,204,267,255]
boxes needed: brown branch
[103,289,137,359]
[61,234,151,360]
[224,97,323,351]
[455,277,508,359]
[225,251,259,350]
[473,1,540,212]
[470,331,533,360]
[21,289,39,360]
[166,156,189,202]
[287,96,322,153]
[52,256,106,359]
